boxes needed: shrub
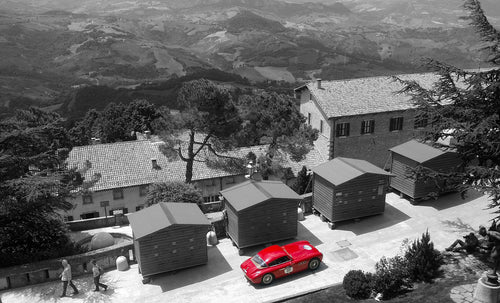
[405,230,443,282]
[372,255,412,299]
[343,270,373,299]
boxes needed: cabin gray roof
[389,139,456,163]
[298,73,440,118]
[312,157,394,186]
[127,202,210,240]
[220,180,302,212]
[67,139,268,192]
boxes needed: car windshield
[251,255,267,268]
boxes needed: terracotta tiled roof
[281,147,326,175]
[67,139,268,192]
[303,73,441,118]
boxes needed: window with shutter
[336,122,350,137]
[389,117,404,131]
[361,119,375,134]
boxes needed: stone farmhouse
[64,137,323,221]
[295,73,441,168]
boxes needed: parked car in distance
[240,240,323,285]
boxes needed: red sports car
[240,240,323,285]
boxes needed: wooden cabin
[389,140,462,202]
[220,180,301,252]
[312,157,394,227]
[127,202,211,277]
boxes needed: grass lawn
[282,252,487,303]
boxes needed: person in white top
[59,259,79,297]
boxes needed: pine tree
[394,0,500,209]
[404,231,443,282]
[0,108,85,267]
[291,166,312,195]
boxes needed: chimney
[144,130,151,139]
[316,79,322,89]
[91,137,101,145]
[151,158,158,169]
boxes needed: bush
[343,270,373,299]
[372,256,413,299]
[405,230,443,282]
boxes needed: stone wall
[67,215,129,231]
[0,242,135,291]
[332,110,420,168]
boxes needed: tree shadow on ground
[415,190,484,211]
[334,203,410,236]
[149,245,232,293]
[441,218,476,234]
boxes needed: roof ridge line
[306,71,436,84]
[252,181,273,200]
[336,157,364,173]
[160,202,177,225]
[73,139,151,149]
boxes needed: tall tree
[68,109,100,146]
[69,100,167,146]
[0,108,84,267]
[291,166,313,195]
[160,79,242,183]
[235,91,318,180]
[394,0,500,208]
[237,91,318,162]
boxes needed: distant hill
[0,0,496,119]
[225,10,286,33]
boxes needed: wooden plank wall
[331,174,388,222]
[312,174,334,221]
[225,203,239,245]
[236,198,299,248]
[137,225,209,277]
[414,152,462,199]
[390,153,418,198]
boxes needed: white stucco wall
[64,174,249,220]
[299,89,331,160]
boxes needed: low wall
[206,212,226,239]
[0,242,135,291]
[67,215,129,231]
[301,192,313,214]
[200,201,224,213]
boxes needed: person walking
[91,259,108,292]
[59,259,79,297]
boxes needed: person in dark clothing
[91,259,108,292]
[446,232,480,253]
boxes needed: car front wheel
[261,273,274,285]
[308,258,321,270]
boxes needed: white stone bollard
[297,208,305,221]
[207,230,218,246]
[116,256,129,271]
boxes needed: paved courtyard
[0,190,495,303]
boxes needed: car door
[269,256,293,278]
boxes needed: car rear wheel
[261,273,274,285]
[308,258,320,270]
